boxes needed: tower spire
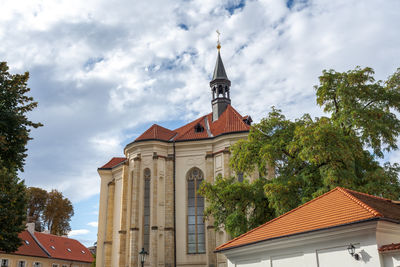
[210,31,231,121]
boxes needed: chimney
[26,223,35,234]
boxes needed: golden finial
[216,30,221,50]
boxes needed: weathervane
[216,30,221,50]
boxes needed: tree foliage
[199,176,274,237]
[0,62,42,252]
[0,62,42,172]
[26,187,48,231]
[27,187,74,236]
[201,67,400,237]
[0,167,27,252]
[43,190,74,236]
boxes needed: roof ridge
[342,187,391,201]
[337,187,382,217]
[216,187,340,251]
[29,231,51,257]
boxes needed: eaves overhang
[124,130,249,151]
[215,217,400,253]
[97,159,127,171]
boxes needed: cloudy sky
[1,0,400,246]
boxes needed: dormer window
[243,115,253,126]
[194,123,204,133]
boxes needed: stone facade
[97,133,250,267]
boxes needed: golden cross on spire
[216,30,221,50]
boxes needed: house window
[1,259,9,267]
[237,172,244,182]
[52,264,59,267]
[33,262,42,267]
[187,167,205,254]
[143,168,151,252]
[62,265,68,267]
[18,261,26,267]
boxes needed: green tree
[43,190,74,236]
[0,167,27,252]
[0,62,42,252]
[201,67,400,237]
[199,176,274,238]
[0,62,42,172]
[26,187,48,231]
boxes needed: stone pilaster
[220,148,231,267]
[119,165,129,267]
[205,152,217,267]
[223,148,231,178]
[150,153,158,266]
[130,155,141,267]
[104,181,115,267]
[164,154,175,267]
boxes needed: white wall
[223,221,395,267]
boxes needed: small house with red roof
[215,187,400,267]
[0,224,93,267]
[96,46,252,267]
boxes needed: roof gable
[34,232,93,263]
[216,187,400,252]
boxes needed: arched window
[143,168,151,252]
[187,167,205,254]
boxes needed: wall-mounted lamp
[139,247,148,267]
[347,244,360,260]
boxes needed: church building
[96,45,252,267]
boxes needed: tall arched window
[187,167,205,254]
[143,168,151,252]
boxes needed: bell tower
[210,35,231,121]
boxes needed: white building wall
[223,221,397,267]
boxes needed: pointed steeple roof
[212,50,229,81]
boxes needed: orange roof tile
[379,243,400,253]
[134,105,250,143]
[136,124,177,141]
[216,187,400,252]
[209,105,250,137]
[99,157,126,169]
[12,231,49,258]
[34,232,93,263]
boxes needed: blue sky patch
[83,57,104,71]
[225,0,246,15]
[178,23,189,30]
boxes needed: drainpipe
[173,141,177,267]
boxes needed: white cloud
[68,229,90,237]
[0,0,399,202]
[87,222,98,228]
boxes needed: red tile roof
[135,105,250,142]
[98,157,126,169]
[12,231,49,258]
[379,243,400,253]
[216,187,400,252]
[5,231,93,263]
[136,124,177,141]
[34,232,93,263]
